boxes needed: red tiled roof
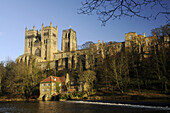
[41,76,65,83]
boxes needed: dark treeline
[96,46,170,94]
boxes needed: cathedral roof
[41,76,65,83]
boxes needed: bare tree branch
[78,0,170,25]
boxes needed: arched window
[35,48,41,57]
[68,33,70,38]
[65,34,67,38]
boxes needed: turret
[143,32,146,37]
[42,24,44,28]
[50,22,52,27]
[25,27,27,32]
[98,40,101,44]
[24,27,29,54]
[33,26,35,31]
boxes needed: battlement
[25,22,58,33]
[63,28,76,33]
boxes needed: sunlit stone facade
[16,23,170,71]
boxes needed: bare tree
[103,52,129,93]
[78,41,94,50]
[79,70,96,92]
[151,24,170,37]
[78,0,170,25]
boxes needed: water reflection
[38,101,95,113]
[0,101,169,113]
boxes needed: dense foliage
[0,57,44,99]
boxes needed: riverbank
[86,94,170,101]
[0,90,169,102]
[70,90,170,101]
[0,98,37,101]
[0,96,170,108]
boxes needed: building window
[130,41,133,46]
[42,89,45,92]
[129,35,133,39]
[164,37,167,42]
[44,32,48,36]
[47,88,50,91]
[53,33,56,37]
[35,48,41,57]
[59,83,61,87]
[54,88,56,91]
[146,39,148,46]
[53,83,56,86]
[47,94,50,97]
[42,83,45,86]
[47,83,50,86]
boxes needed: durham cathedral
[16,22,170,71]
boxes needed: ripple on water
[0,101,169,113]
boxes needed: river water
[0,100,170,113]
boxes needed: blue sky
[0,0,169,61]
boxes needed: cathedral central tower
[62,29,77,52]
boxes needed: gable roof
[41,76,65,83]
